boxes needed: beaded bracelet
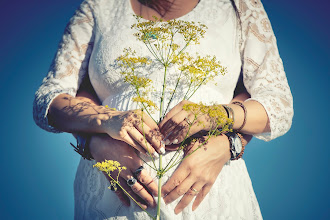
[231,101,247,132]
[235,132,246,160]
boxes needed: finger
[165,114,201,144]
[140,110,159,130]
[165,143,180,151]
[159,100,189,129]
[104,174,130,207]
[163,175,195,205]
[121,170,156,208]
[118,130,147,154]
[137,169,159,196]
[161,110,188,142]
[127,128,158,157]
[130,179,157,208]
[162,166,190,197]
[174,182,204,214]
[118,176,148,210]
[192,183,213,211]
[134,122,165,154]
[114,187,130,207]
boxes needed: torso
[74,1,262,219]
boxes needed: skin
[46,0,268,214]
[74,79,253,213]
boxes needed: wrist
[97,108,121,134]
[224,132,245,160]
[227,104,244,130]
[215,135,231,161]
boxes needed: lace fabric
[33,0,293,219]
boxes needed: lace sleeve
[33,0,96,133]
[236,0,294,141]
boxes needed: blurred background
[0,0,329,219]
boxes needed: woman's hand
[159,100,215,145]
[102,109,165,157]
[90,134,159,209]
[161,135,231,214]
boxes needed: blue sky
[0,0,329,219]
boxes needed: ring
[109,183,117,191]
[190,187,199,193]
[127,176,137,187]
[185,116,192,125]
[133,166,144,177]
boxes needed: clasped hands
[90,101,231,214]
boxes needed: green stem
[163,116,196,172]
[136,152,157,171]
[141,110,158,169]
[145,42,162,64]
[156,154,163,220]
[159,65,168,120]
[135,87,157,123]
[108,175,156,220]
[171,129,218,168]
[183,81,193,100]
[164,71,182,114]
[187,77,207,100]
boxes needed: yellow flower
[93,160,127,173]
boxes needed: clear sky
[0,0,329,219]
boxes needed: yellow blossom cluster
[132,96,158,112]
[177,53,227,89]
[183,102,233,134]
[93,160,127,173]
[132,15,207,46]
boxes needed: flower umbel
[94,16,231,220]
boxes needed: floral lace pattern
[33,0,293,219]
[234,0,294,141]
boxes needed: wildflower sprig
[94,16,230,220]
[131,15,207,67]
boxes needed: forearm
[228,100,270,135]
[48,94,111,134]
[230,93,253,144]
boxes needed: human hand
[89,134,159,209]
[102,109,165,156]
[161,135,231,214]
[159,100,215,145]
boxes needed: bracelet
[222,105,234,130]
[231,101,247,132]
[70,134,93,161]
[235,133,245,160]
[225,132,245,160]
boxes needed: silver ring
[185,116,192,125]
[127,177,137,187]
[133,166,144,177]
[109,183,117,191]
[190,187,199,193]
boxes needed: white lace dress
[33,0,293,219]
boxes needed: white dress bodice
[89,0,241,118]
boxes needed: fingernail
[160,147,166,155]
[172,139,178,144]
[153,151,159,158]
[165,139,170,145]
